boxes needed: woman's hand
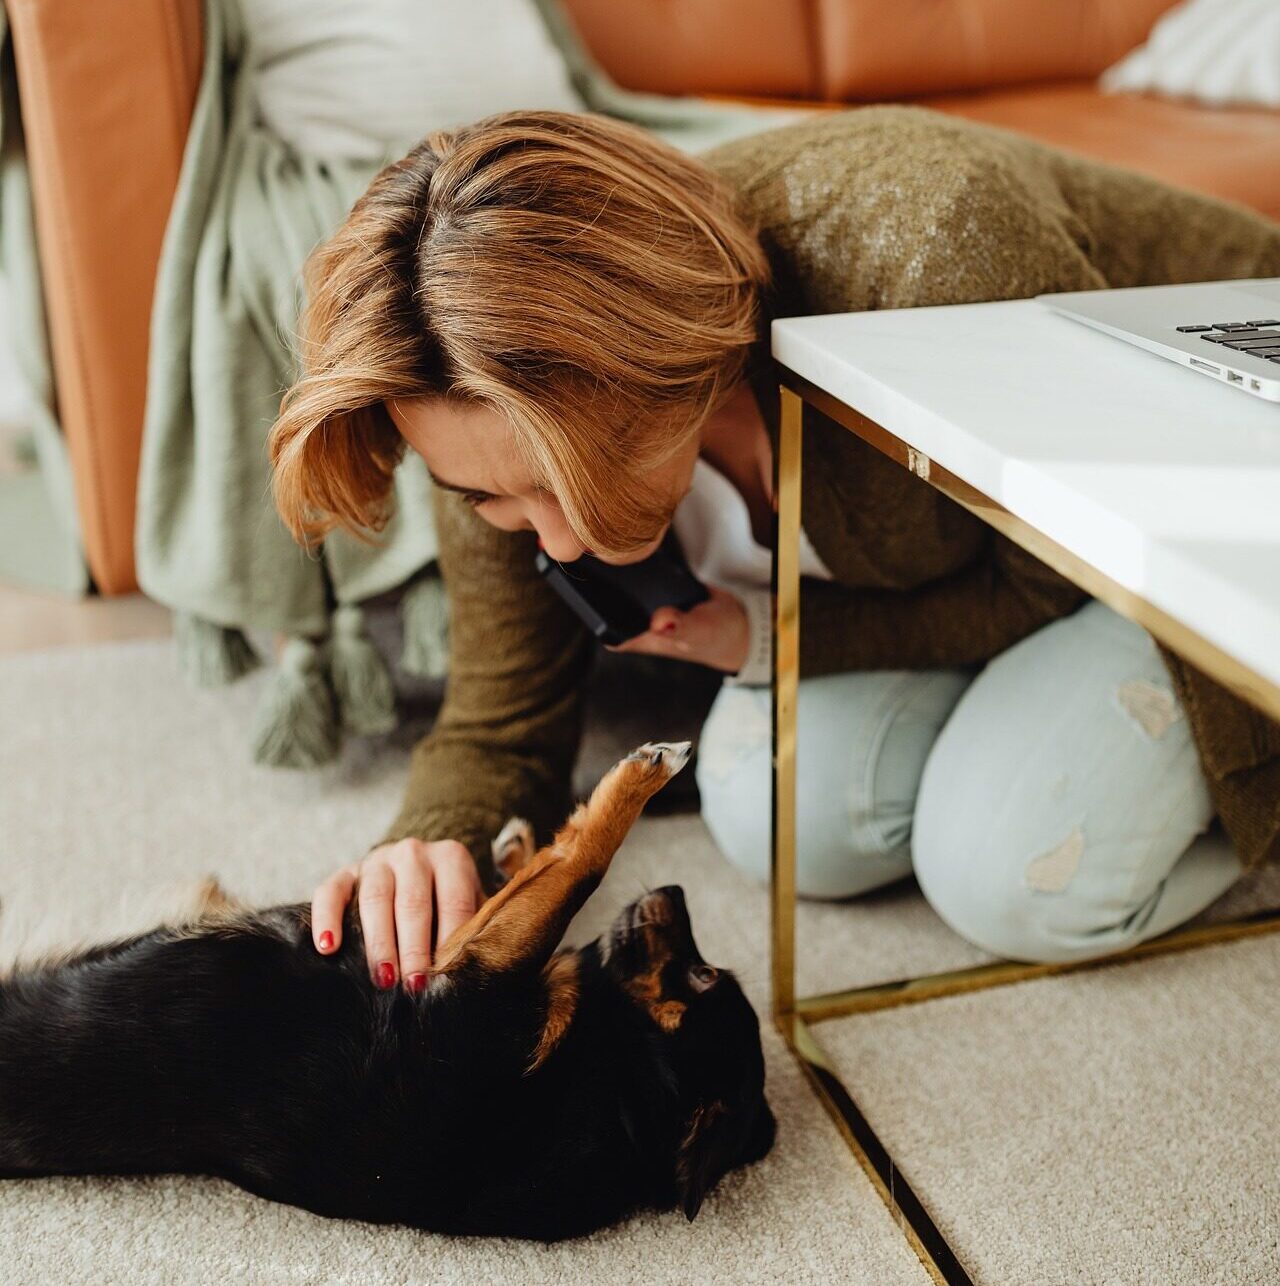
[311,838,485,992]
[607,584,749,674]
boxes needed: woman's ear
[674,1100,731,1221]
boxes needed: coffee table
[768,297,1280,1285]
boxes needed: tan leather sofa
[7,0,200,596]
[8,0,1280,595]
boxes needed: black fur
[0,884,774,1240]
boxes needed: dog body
[0,743,774,1240]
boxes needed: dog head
[602,884,776,1220]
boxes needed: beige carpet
[1,638,1278,1284]
[823,937,1280,1286]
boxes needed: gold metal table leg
[770,385,801,1023]
[771,385,967,1284]
[767,379,1280,1286]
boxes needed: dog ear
[674,1100,732,1222]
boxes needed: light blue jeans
[695,600,1244,964]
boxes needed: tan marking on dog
[526,951,580,1074]
[434,743,689,976]
[624,926,686,1033]
[650,1000,686,1033]
[1,875,253,978]
[161,877,263,941]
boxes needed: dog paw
[623,741,692,779]
[492,817,536,880]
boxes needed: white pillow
[243,0,586,161]
[1099,0,1280,109]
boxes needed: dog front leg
[434,742,689,975]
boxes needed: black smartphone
[535,537,710,646]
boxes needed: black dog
[0,741,775,1240]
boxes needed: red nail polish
[407,972,428,994]
[318,930,334,951]
[376,961,395,989]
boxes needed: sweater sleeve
[796,534,1090,676]
[376,488,593,882]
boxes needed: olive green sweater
[379,106,1280,880]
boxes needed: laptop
[1035,277,1280,404]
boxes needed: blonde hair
[268,108,773,559]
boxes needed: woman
[269,105,1280,992]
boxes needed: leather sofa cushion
[559,0,818,98]
[7,0,200,593]
[915,82,1280,222]
[816,0,1181,100]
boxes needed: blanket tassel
[330,603,397,735]
[174,611,262,686]
[251,635,339,768]
[399,572,450,680]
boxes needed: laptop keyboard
[1176,320,1280,362]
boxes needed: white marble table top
[771,298,1280,693]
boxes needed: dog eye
[688,964,719,992]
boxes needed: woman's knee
[696,669,970,900]
[912,600,1220,962]
[915,824,1238,964]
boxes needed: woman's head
[269,108,772,562]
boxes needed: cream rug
[2,638,1277,1284]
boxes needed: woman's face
[388,396,698,565]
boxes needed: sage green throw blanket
[131,0,811,765]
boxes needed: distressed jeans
[695,599,1244,964]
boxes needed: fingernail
[318,930,334,951]
[658,621,676,635]
[375,961,395,989]
[407,972,428,994]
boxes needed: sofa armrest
[7,0,202,594]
